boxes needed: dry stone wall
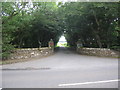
[9,47,54,60]
[77,48,119,58]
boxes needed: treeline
[59,2,120,48]
[1,2,120,59]
[2,2,63,59]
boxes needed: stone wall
[9,47,54,60]
[77,48,119,58]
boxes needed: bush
[2,44,14,60]
[110,46,120,50]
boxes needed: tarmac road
[2,47,119,88]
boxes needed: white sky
[59,36,67,42]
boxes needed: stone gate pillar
[48,39,54,53]
[76,39,83,52]
[48,39,54,48]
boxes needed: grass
[56,43,70,48]
[0,61,2,65]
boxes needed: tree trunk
[91,26,102,48]
[92,10,102,48]
[95,34,102,48]
[107,44,110,48]
[18,37,23,48]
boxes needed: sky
[57,35,67,47]
[59,36,67,42]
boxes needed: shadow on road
[54,47,76,54]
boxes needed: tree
[2,2,119,59]
[59,2,119,48]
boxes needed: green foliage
[2,2,63,59]
[59,2,119,48]
[2,44,14,60]
[2,2,120,59]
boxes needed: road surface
[2,47,119,88]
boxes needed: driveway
[2,47,119,88]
